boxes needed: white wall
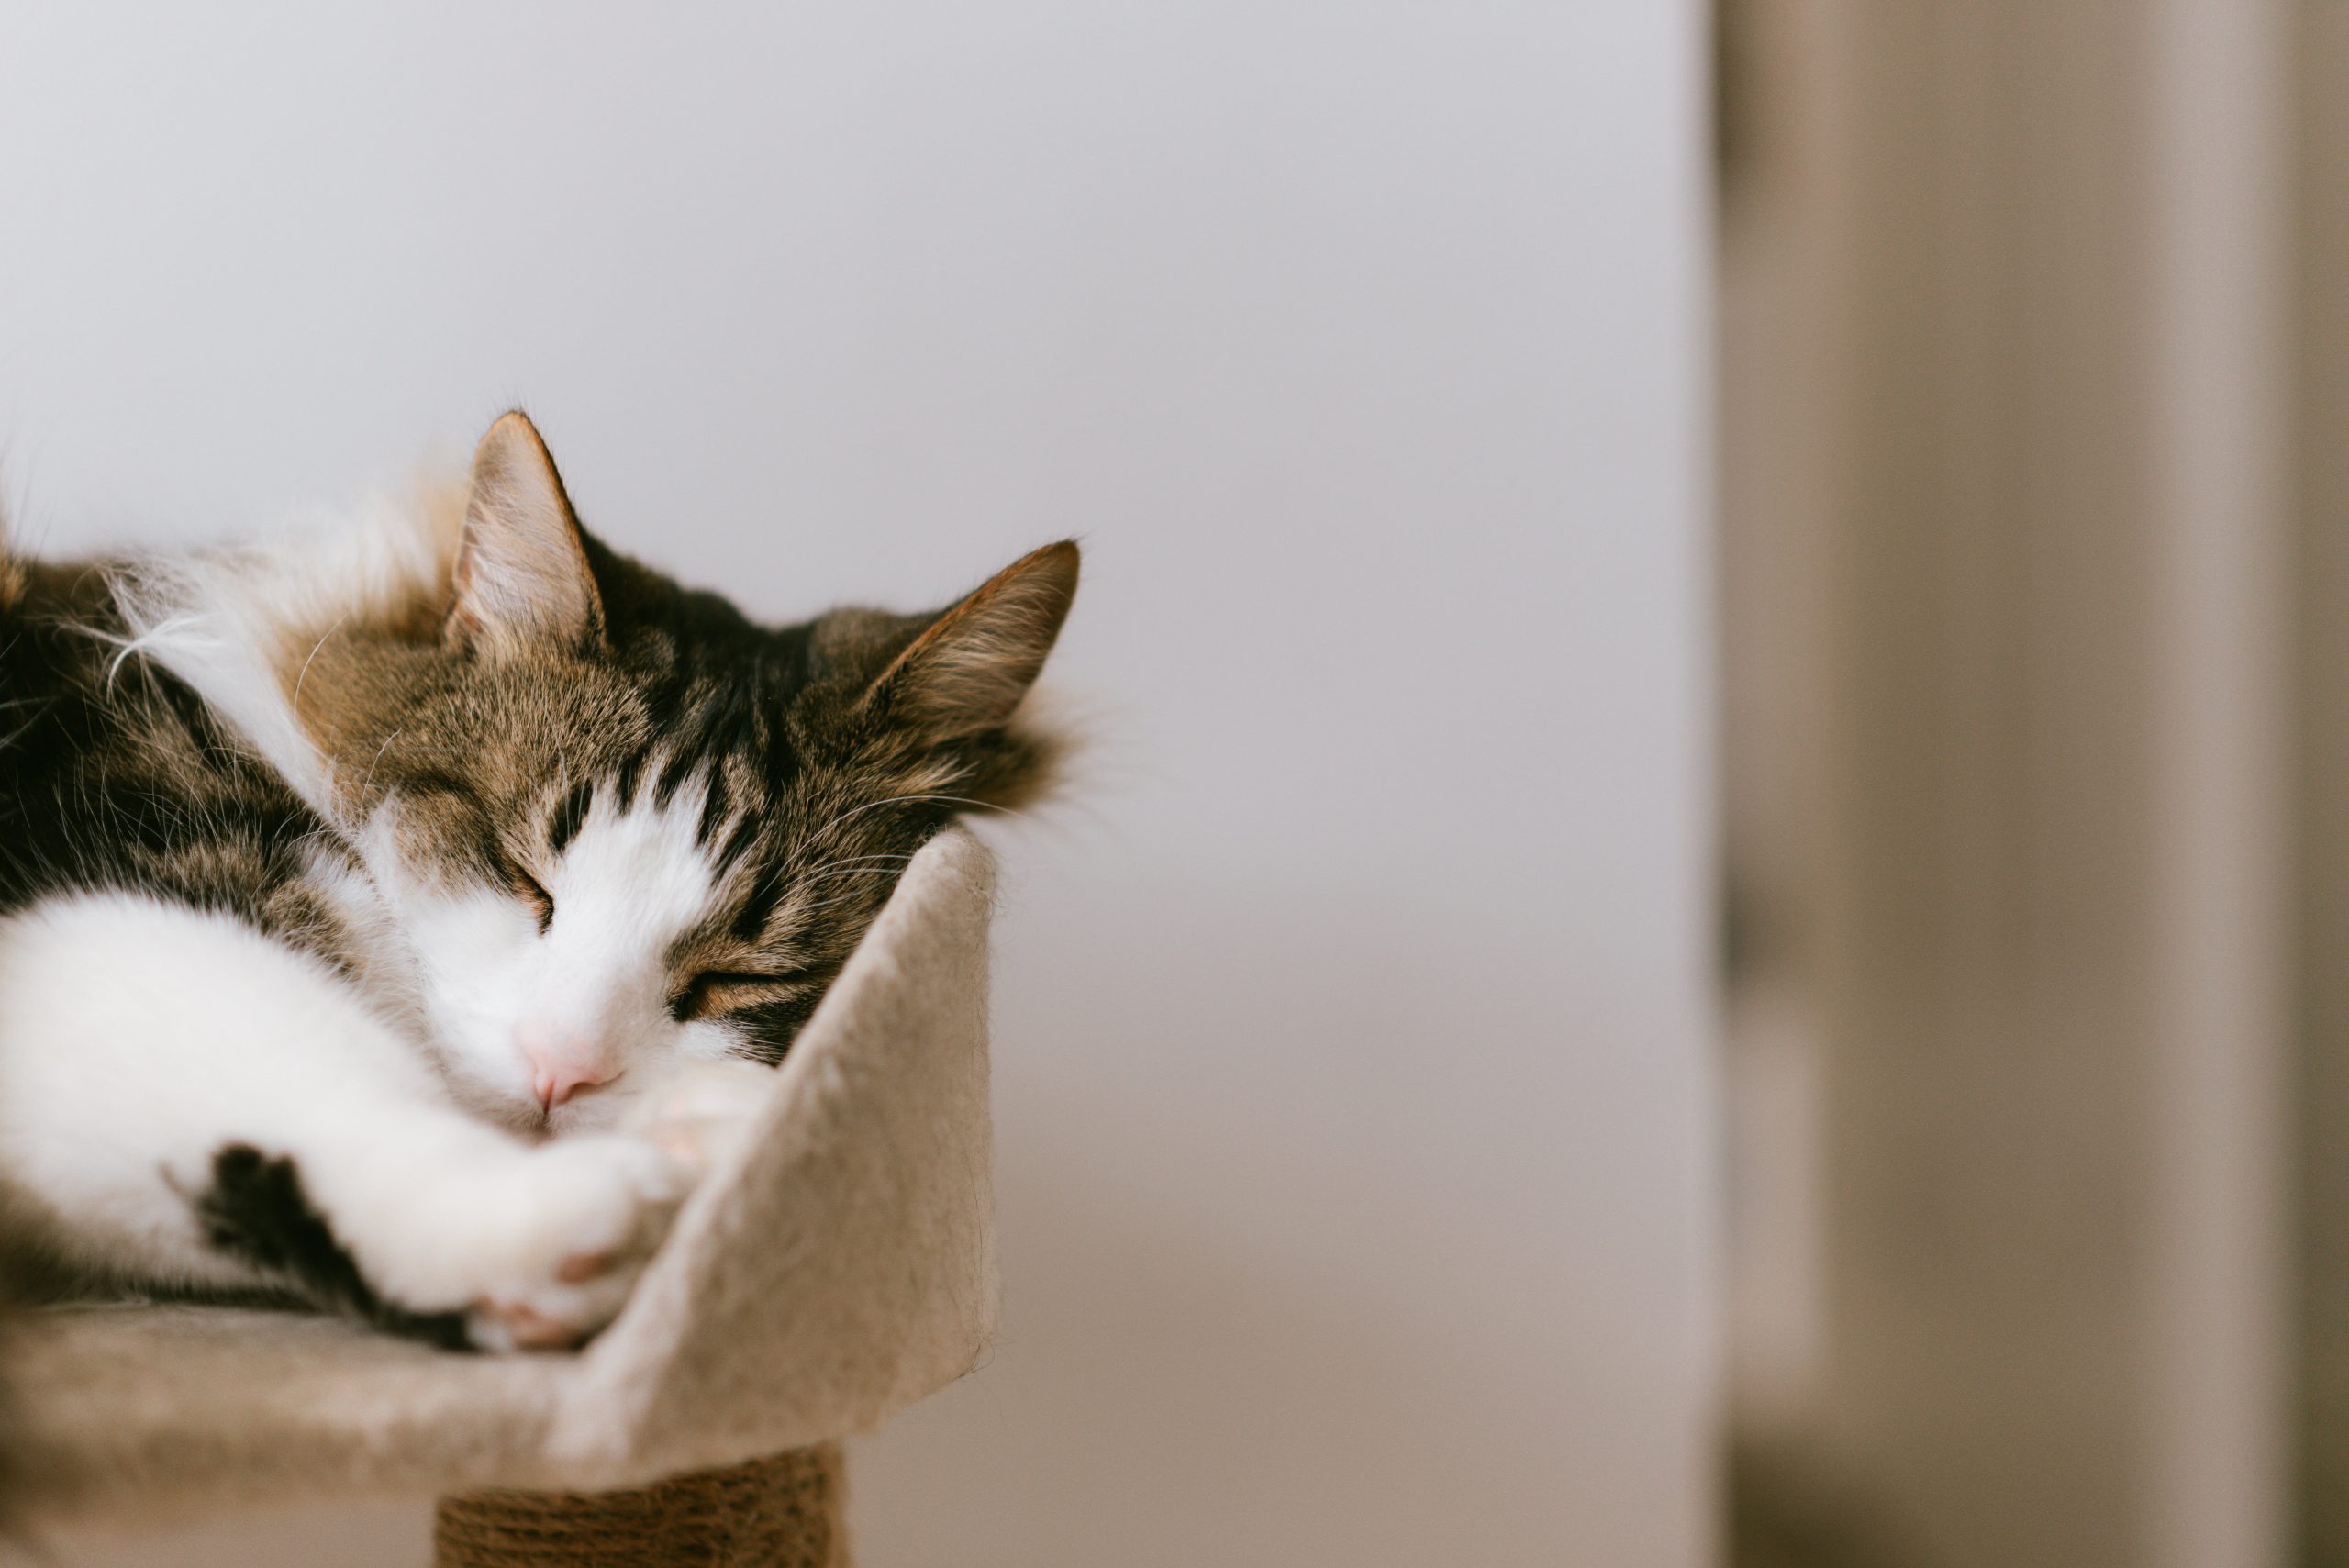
[0,5,1715,1563]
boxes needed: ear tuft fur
[446,412,603,656]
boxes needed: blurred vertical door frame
[2294,4,2349,1563]
[1719,4,2291,1567]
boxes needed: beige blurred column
[1720,5,2290,1567]
[2295,3,2349,1562]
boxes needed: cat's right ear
[857,541,1080,740]
[445,412,606,657]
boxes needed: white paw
[462,1133,694,1352]
[619,1057,777,1180]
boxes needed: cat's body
[0,414,1076,1351]
[0,541,362,971]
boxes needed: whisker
[355,728,402,801]
[789,851,915,882]
[792,883,905,919]
[289,611,352,715]
[788,792,1031,867]
[792,867,909,894]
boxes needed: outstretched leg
[0,892,693,1349]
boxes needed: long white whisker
[289,610,352,715]
[792,881,908,918]
[357,728,402,801]
[789,792,1029,866]
[789,851,916,882]
[791,867,910,896]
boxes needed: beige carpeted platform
[6,828,1000,1527]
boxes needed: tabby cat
[0,413,1075,1350]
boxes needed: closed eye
[481,835,556,934]
[515,870,556,934]
[669,971,803,1023]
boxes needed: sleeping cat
[0,412,1075,1350]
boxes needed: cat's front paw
[462,1133,693,1351]
[621,1057,779,1179]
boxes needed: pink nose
[517,1027,617,1110]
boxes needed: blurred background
[1717,5,2304,1567]
[6,2,2346,1565]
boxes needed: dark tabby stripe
[547,777,594,853]
[193,1144,472,1350]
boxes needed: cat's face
[297,415,1074,1134]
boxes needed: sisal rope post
[433,1446,846,1568]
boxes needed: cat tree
[2,829,1001,1567]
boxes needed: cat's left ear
[446,411,606,657]
[861,541,1080,740]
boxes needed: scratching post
[434,1447,846,1568]
[2,831,998,1551]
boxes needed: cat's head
[296,413,1076,1133]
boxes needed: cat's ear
[445,411,605,656]
[862,541,1080,740]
